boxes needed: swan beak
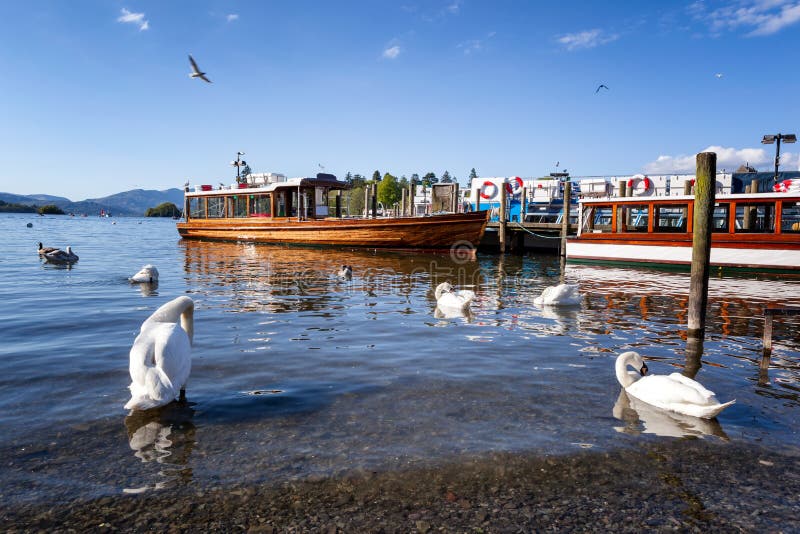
[639,363,648,376]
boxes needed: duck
[130,264,159,283]
[337,265,352,279]
[125,296,194,411]
[534,283,581,306]
[37,242,58,255]
[434,281,475,311]
[44,246,79,263]
[615,351,735,419]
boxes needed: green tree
[351,174,366,188]
[469,168,478,181]
[410,173,420,184]
[423,172,437,185]
[347,185,365,216]
[378,173,402,208]
[0,200,36,213]
[241,164,252,178]
[145,202,181,217]
[372,170,382,182]
[399,175,409,188]
[38,204,65,215]
[441,170,452,183]
[344,172,353,184]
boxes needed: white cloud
[557,29,619,51]
[447,0,462,14]
[382,45,401,59]
[227,14,239,22]
[457,31,496,55]
[699,0,800,36]
[641,145,794,173]
[117,8,149,31]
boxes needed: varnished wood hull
[177,211,489,250]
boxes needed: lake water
[1,212,799,505]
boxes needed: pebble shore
[4,440,799,533]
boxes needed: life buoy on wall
[480,181,498,199]
[627,174,653,196]
[503,176,524,195]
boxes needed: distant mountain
[0,188,184,216]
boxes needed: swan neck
[181,304,194,345]
[616,356,635,388]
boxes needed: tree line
[334,168,479,216]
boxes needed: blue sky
[1,0,800,199]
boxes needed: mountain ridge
[0,188,184,216]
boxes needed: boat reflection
[123,401,196,493]
[612,389,729,440]
[568,264,800,343]
[181,240,484,314]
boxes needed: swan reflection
[136,281,159,296]
[123,402,196,493]
[612,390,729,440]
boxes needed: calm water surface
[1,213,798,503]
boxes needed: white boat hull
[567,242,800,271]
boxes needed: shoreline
[4,440,799,532]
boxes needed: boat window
[734,203,774,233]
[621,204,649,232]
[581,205,613,233]
[228,195,248,218]
[207,197,225,218]
[781,202,800,233]
[712,204,729,232]
[249,194,271,217]
[276,192,287,217]
[189,197,206,218]
[654,204,688,232]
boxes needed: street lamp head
[762,135,776,144]
[237,151,245,155]
[784,134,797,143]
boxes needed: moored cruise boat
[176,172,489,251]
[566,176,800,273]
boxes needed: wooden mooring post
[762,307,800,370]
[687,152,716,339]
[498,185,507,252]
[400,188,406,216]
[559,181,572,257]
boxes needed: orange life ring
[480,181,498,199]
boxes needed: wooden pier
[481,221,578,252]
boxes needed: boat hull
[177,211,489,251]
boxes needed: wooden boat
[177,173,489,250]
[566,180,800,273]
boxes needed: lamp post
[761,133,796,182]
[231,151,246,183]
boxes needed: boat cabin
[184,173,349,221]
[577,192,800,237]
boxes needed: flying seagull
[715,73,723,79]
[188,54,212,83]
[595,84,609,93]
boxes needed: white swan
[434,281,475,311]
[337,265,352,279]
[130,264,159,283]
[125,296,194,411]
[615,351,735,419]
[44,245,79,263]
[534,283,581,306]
[612,389,728,440]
